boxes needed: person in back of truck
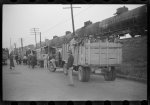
[67,50,74,86]
[69,35,78,56]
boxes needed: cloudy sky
[3,4,144,49]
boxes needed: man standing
[44,54,48,69]
[10,51,15,70]
[15,54,18,65]
[67,50,74,86]
[27,54,31,68]
[31,53,37,69]
[23,55,27,65]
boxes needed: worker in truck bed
[69,35,78,56]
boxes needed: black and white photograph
[2,4,147,101]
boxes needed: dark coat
[10,54,15,67]
[15,55,18,60]
[67,54,74,69]
[27,55,31,64]
[31,55,37,65]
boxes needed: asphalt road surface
[3,61,147,101]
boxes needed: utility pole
[63,4,81,36]
[10,38,11,51]
[21,38,23,52]
[14,43,16,54]
[14,43,16,49]
[40,32,41,48]
[31,28,39,49]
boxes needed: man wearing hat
[67,50,74,86]
[9,51,15,70]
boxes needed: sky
[3,4,144,49]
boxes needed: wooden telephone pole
[21,38,23,52]
[31,28,39,49]
[63,4,81,36]
[40,32,41,48]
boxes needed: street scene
[3,60,147,101]
[2,4,147,101]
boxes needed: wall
[117,36,147,79]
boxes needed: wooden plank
[108,59,118,64]
[85,42,122,48]
[88,40,91,65]
[73,46,78,65]
[99,40,101,66]
[90,49,99,54]
[90,54,99,65]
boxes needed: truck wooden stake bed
[62,39,122,82]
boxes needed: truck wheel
[104,67,111,81]
[78,66,90,82]
[104,67,116,81]
[104,72,111,81]
[111,67,116,81]
[85,67,90,82]
[78,66,86,82]
[48,62,56,72]
[63,63,68,75]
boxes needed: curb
[116,74,147,84]
[93,72,147,83]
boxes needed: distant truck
[36,46,62,70]
[62,39,122,81]
[36,46,48,68]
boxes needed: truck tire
[78,66,90,82]
[63,63,68,75]
[104,67,116,81]
[111,67,116,81]
[104,72,111,81]
[78,66,86,82]
[48,62,56,72]
[85,67,90,82]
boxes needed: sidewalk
[93,70,147,83]
[116,74,147,84]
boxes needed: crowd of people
[8,47,75,87]
[9,51,37,70]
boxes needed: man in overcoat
[67,50,74,86]
[10,51,15,70]
[31,53,37,69]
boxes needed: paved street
[3,61,147,101]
